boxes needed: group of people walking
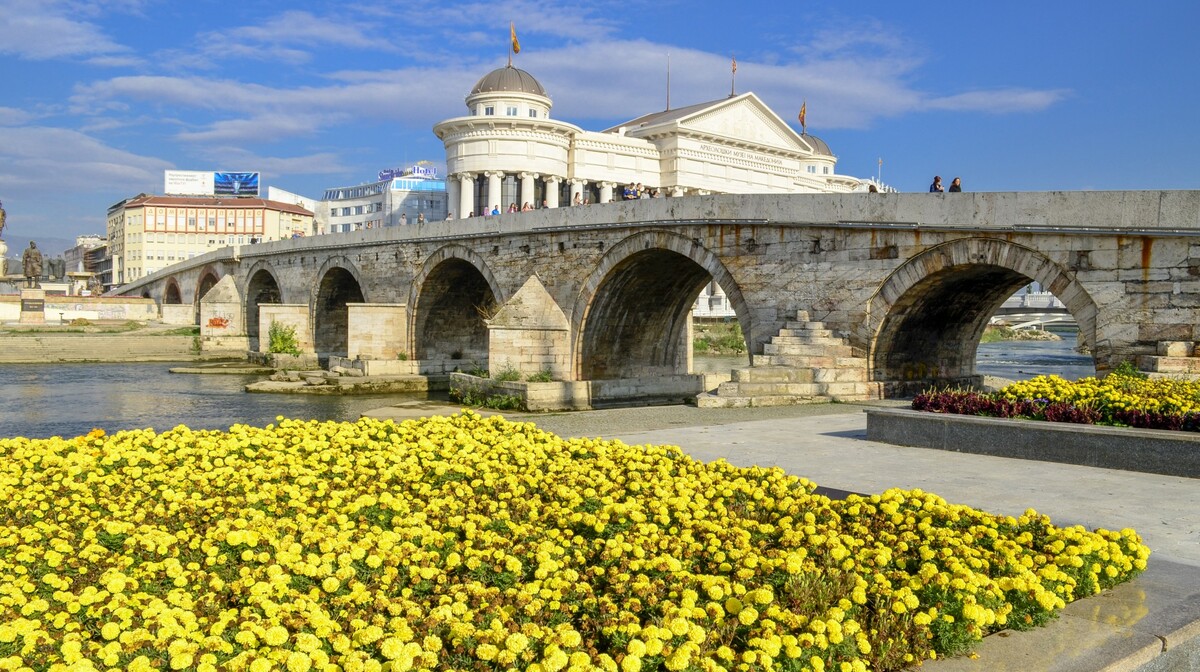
[929,176,963,193]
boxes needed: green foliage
[449,383,524,410]
[492,364,522,382]
[693,320,747,354]
[526,368,554,383]
[1110,360,1148,380]
[267,321,302,355]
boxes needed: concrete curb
[865,407,1200,479]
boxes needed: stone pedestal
[0,239,7,277]
[19,288,46,324]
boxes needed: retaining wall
[866,407,1200,478]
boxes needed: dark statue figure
[23,241,43,289]
[0,200,6,239]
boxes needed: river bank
[0,321,216,363]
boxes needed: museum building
[434,64,862,218]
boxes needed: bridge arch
[163,279,182,305]
[571,230,751,380]
[194,267,222,323]
[866,237,1098,387]
[410,244,502,367]
[243,261,283,352]
[311,257,366,358]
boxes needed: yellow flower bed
[998,374,1200,416]
[0,412,1148,671]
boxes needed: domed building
[434,64,862,218]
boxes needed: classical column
[446,176,460,219]
[519,172,538,208]
[486,172,504,213]
[544,176,561,208]
[459,174,475,218]
[569,179,585,205]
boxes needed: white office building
[319,167,447,233]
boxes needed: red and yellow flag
[731,54,737,73]
[798,101,807,131]
[511,22,520,54]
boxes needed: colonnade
[446,172,696,218]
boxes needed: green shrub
[492,365,522,382]
[526,368,554,383]
[267,322,302,355]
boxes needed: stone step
[769,334,845,346]
[776,328,836,339]
[783,321,829,331]
[717,381,826,396]
[1137,355,1200,374]
[763,354,868,368]
[695,392,831,408]
[763,342,855,357]
[731,366,815,384]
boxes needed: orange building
[105,194,313,284]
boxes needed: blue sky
[1,0,1197,244]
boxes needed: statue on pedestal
[23,241,43,289]
[0,200,6,239]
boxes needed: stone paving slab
[362,401,1200,670]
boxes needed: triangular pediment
[676,94,809,154]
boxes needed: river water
[0,340,1093,440]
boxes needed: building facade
[433,65,863,218]
[105,195,314,285]
[319,169,447,233]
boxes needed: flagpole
[666,53,671,110]
[730,54,736,98]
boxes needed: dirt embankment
[0,323,213,363]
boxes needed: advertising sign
[164,170,215,195]
[213,172,259,196]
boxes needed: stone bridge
[116,191,1200,405]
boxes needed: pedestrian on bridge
[929,176,944,193]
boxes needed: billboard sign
[213,172,259,196]
[164,170,214,195]
[164,170,259,196]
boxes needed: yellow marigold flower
[505,632,529,653]
[285,652,312,672]
[263,625,290,647]
[100,623,120,641]
[621,654,642,672]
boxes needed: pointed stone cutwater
[696,311,882,407]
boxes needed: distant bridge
[115,191,1200,403]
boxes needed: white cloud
[0,125,171,193]
[925,88,1073,113]
[0,0,131,60]
[193,10,397,65]
[0,107,33,126]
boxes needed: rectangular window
[823,166,830,174]
[506,106,518,116]
[807,166,816,174]
[529,109,537,118]
[355,205,364,215]
[484,106,494,116]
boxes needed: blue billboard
[213,171,259,196]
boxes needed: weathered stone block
[1157,341,1194,357]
